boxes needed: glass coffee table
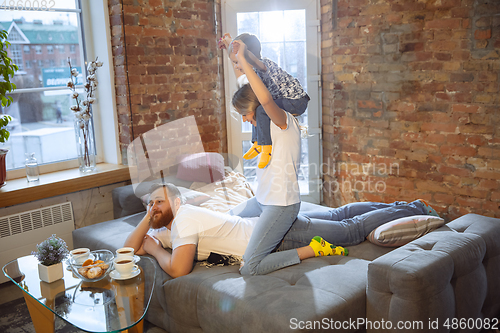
[3,255,156,333]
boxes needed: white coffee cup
[113,257,138,277]
[70,248,90,265]
[115,247,135,260]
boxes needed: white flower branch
[67,57,102,128]
[67,57,103,168]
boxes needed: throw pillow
[176,153,225,183]
[141,186,212,208]
[367,215,445,247]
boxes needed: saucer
[110,267,140,280]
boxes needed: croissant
[86,266,103,279]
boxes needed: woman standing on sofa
[229,39,303,276]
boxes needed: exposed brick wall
[108,0,226,164]
[321,0,500,220]
[106,0,499,220]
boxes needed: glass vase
[74,119,97,173]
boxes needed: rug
[0,296,166,333]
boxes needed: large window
[223,0,322,203]
[237,10,308,190]
[0,1,87,171]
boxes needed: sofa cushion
[112,186,145,219]
[72,212,145,251]
[176,152,225,183]
[367,215,444,247]
[160,256,371,333]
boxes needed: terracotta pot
[0,149,7,188]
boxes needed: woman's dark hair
[231,84,261,116]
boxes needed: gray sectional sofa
[73,185,500,333]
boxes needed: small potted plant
[32,234,69,283]
[0,29,19,187]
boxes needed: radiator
[0,202,75,284]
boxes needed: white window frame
[80,0,120,168]
[6,0,120,179]
[222,0,322,203]
[10,44,23,70]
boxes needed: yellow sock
[243,142,261,160]
[309,236,348,257]
[258,145,272,168]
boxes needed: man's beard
[149,207,174,229]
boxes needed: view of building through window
[0,2,86,171]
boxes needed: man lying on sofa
[124,183,438,278]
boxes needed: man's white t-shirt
[149,205,258,261]
[256,111,301,206]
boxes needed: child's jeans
[252,95,309,145]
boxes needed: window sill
[0,163,131,208]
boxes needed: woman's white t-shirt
[148,205,258,261]
[255,111,301,206]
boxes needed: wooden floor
[0,281,24,305]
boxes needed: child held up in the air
[219,33,309,168]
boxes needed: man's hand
[146,200,154,218]
[124,205,154,255]
[142,234,162,255]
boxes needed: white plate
[109,267,140,280]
